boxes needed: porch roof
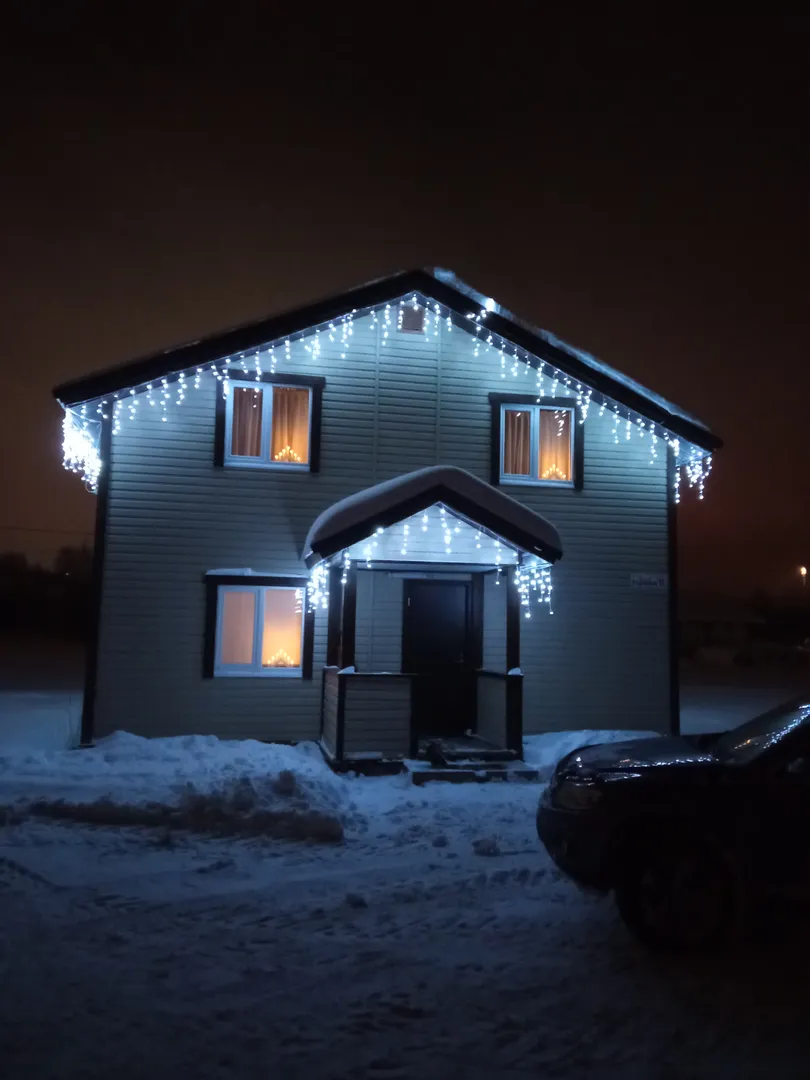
[303,466,563,567]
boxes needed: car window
[712,704,810,766]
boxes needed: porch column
[505,566,523,756]
[326,562,343,667]
[505,566,520,671]
[341,561,357,669]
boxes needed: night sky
[2,13,807,593]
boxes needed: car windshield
[712,703,810,765]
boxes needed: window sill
[213,669,303,679]
[498,477,576,489]
[223,459,311,472]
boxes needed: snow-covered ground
[2,726,810,1077]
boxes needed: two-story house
[54,269,721,770]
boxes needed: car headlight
[551,779,603,811]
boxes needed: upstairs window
[227,382,311,467]
[494,400,580,488]
[214,584,305,676]
[217,373,324,471]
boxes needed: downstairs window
[213,583,306,677]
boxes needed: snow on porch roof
[303,466,563,567]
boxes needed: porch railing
[476,670,523,756]
[322,666,523,763]
[321,667,412,762]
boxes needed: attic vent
[399,306,425,334]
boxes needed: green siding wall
[95,310,669,740]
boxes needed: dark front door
[402,580,477,739]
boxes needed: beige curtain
[539,410,571,481]
[219,590,255,665]
[261,589,303,668]
[231,388,263,457]
[271,387,310,464]
[503,410,531,475]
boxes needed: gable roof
[52,268,721,452]
[303,466,563,567]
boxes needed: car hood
[558,737,717,777]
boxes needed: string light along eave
[60,293,714,500]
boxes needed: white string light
[62,410,102,492]
[59,291,713,504]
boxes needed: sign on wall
[629,572,668,591]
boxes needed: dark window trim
[489,393,583,491]
[204,573,309,588]
[202,574,313,679]
[80,415,113,745]
[215,372,325,472]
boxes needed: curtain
[538,410,572,481]
[261,589,303,668]
[219,590,255,665]
[231,387,263,457]
[503,410,531,475]
[271,387,310,464]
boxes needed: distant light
[484,297,496,312]
[801,566,807,578]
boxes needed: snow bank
[0,732,355,843]
[522,729,661,780]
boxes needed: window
[224,380,315,469]
[489,395,582,488]
[214,584,305,677]
[501,404,574,485]
[399,306,425,333]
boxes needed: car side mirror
[786,756,810,777]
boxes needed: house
[54,269,721,768]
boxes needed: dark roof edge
[52,268,721,452]
[304,482,563,567]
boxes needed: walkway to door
[303,465,563,769]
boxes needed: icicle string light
[61,294,712,501]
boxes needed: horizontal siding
[477,675,507,747]
[96,308,670,741]
[355,571,403,673]
[321,669,339,754]
[483,573,507,672]
[342,677,411,756]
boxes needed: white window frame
[224,381,312,470]
[499,403,576,488]
[214,584,305,677]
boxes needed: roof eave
[52,268,722,453]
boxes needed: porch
[305,466,563,772]
[320,664,524,772]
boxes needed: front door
[402,580,476,739]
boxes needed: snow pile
[523,729,661,779]
[0,732,355,843]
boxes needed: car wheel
[615,841,733,950]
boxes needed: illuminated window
[225,381,311,468]
[500,404,574,486]
[214,585,304,676]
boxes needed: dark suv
[537,700,810,949]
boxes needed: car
[537,699,810,950]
